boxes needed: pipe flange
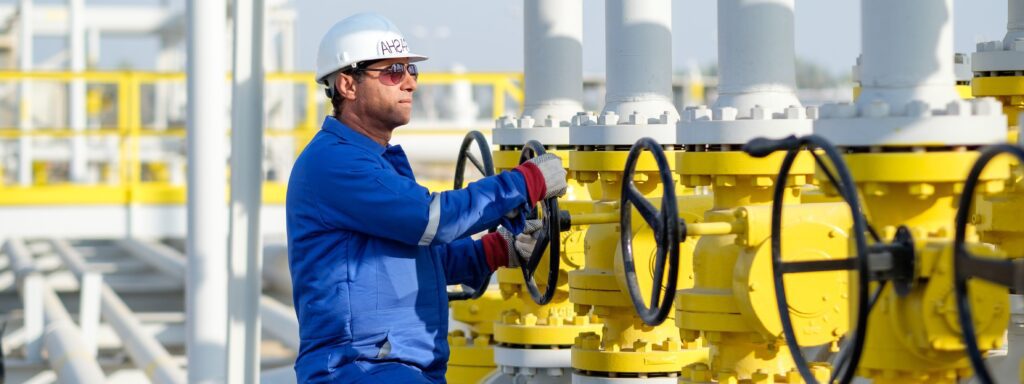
[813,98,1007,147]
[973,39,1024,74]
[568,111,678,145]
[678,105,814,145]
[492,114,571,146]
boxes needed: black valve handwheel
[954,144,1024,384]
[516,140,561,305]
[744,135,871,384]
[619,137,681,327]
[448,130,497,301]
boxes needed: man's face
[344,58,418,128]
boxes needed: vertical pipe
[86,28,100,67]
[18,0,33,186]
[68,0,87,183]
[278,20,296,182]
[523,0,583,125]
[186,0,228,381]
[858,0,957,111]
[153,37,175,132]
[227,0,265,382]
[715,0,801,115]
[602,0,677,121]
[1005,0,1024,47]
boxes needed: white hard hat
[315,12,428,86]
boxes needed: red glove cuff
[481,232,509,272]
[513,161,547,205]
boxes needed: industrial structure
[0,0,1023,383]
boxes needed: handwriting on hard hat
[379,39,410,56]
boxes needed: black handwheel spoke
[619,137,681,326]
[626,185,661,227]
[517,140,562,305]
[466,152,486,176]
[953,144,1024,384]
[449,130,497,301]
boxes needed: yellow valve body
[490,150,601,349]
[675,150,850,382]
[568,150,710,376]
[840,151,1011,382]
[972,75,1024,259]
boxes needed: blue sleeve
[432,238,491,287]
[310,143,530,246]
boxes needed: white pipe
[18,0,33,186]
[715,0,801,115]
[116,239,186,278]
[858,0,957,112]
[68,0,87,183]
[227,0,265,382]
[523,0,583,125]
[5,239,107,383]
[50,239,187,384]
[185,0,229,381]
[78,271,101,357]
[119,238,302,350]
[1006,0,1024,48]
[602,0,677,122]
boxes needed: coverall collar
[321,116,389,156]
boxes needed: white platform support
[117,238,300,351]
[5,238,108,383]
[50,238,188,384]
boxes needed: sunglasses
[357,62,419,86]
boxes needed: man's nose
[401,69,417,92]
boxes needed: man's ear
[335,73,358,101]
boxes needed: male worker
[286,13,567,383]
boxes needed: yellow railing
[0,70,523,205]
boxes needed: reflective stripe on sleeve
[418,192,442,246]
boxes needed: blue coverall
[286,116,533,383]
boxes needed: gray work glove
[504,219,543,268]
[524,153,568,200]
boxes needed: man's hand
[514,153,568,204]
[508,219,542,268]
[482,219,544,271]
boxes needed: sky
[6,0,1011,77]
[288,0,1007,76]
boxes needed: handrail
[0,70,524,205]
